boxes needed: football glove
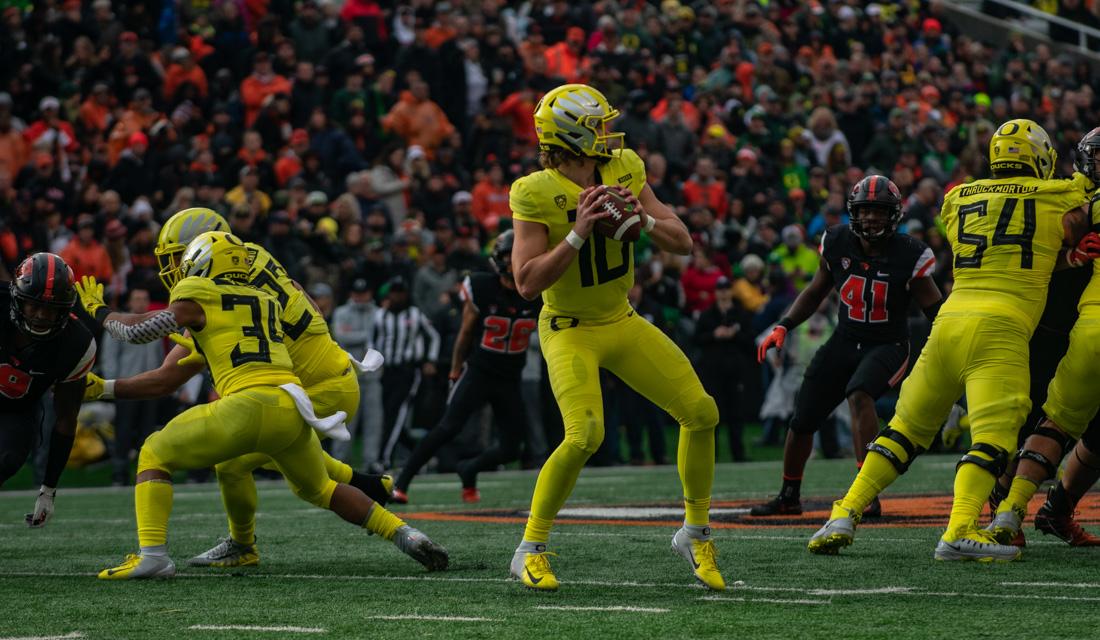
[757,325,788,363]
[75,275,107,319]
[1066,232,1100,268]
[84,372,106,401]
[25,485,56,528]
[168,333,206,367]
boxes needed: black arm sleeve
[42,431,75,488]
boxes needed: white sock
[516,540,548,554]
[682,524,711,540]
[140,544,168,557]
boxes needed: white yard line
[702,596,830,605]
[535,605,669,613]
[189,625,325,633]
[1001,581,1100,589]
[366,615,499,622]
[0,633,84,640]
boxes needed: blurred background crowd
[2,0,1099,483]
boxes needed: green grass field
[3,455,1100,640]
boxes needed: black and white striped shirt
[370,305,441,367]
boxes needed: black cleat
[749,496,802,516]
[862,496,883,518]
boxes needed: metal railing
[978,0,1100,53]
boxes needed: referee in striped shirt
[371,276,442,469]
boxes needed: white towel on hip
[348,349,385,374]
[278,382,351,441]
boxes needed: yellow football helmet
[534,84,623,159]
[178,231,250,283]
[156,208,229,290]
[989,118,1057,179]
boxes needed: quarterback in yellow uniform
[986,128,1100,545]
[78,231,447,579]
[509,84,723,590]
[83,208,392,568]
[808,119,1093,561]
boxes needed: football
[593,186,643,243]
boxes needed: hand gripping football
[594,187,643,243]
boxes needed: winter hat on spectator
[290,129,309,145]
[716,276,733,290]
[309,282,334,300]
[566,27,585,44]
[120,31,138,43]
[39,96,60,112]
[129,131,148,148]
[782,225,804,247]
[736,148,757,163]
[407,145,427,162]
[740,253,765,275]
[452,191,473,205]
[307,191,329,206]
[351,278,370,294]
[269,210,292,225]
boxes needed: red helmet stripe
[868,177,878,201]
[43,254,56,301]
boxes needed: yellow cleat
[187,537,259,568]
[98,553,176,580]
[935,528,1021,562]
[510,546,560,591]
[672,528,726,591]
[808,501,861,555]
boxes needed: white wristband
[565,230,585,250]
[643,215,656,232]
[102,379,116,400]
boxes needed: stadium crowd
[2,0,1099,479]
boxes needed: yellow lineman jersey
[169,275,299,396]
[510,148,647,323]
[942,176,1089,331]
[246,243,349,387]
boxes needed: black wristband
[777,318,795,331]
[94,306,111,324]
[43,431,75,488]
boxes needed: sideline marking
[0,633,84,640]
[189,625,325,633]
[536,605,669,613]
[1001,581,1100,589]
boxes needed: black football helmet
[490,230,515,277]
[10,252,78,340]
[848,175,903,242]
[1075,126,1100,185]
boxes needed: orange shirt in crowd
[164,63,209,101]
[240,73,292,127]
[381,91,455,154]
[79,98,111,137]
[682,179,729,220]
[543,42,587,83]
[471,180,511,232]
[60,239,114,282]
[0,129,28,181]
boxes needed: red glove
[757,325,788,363]
[1067,232,1100,267]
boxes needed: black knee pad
[1082,423,1100,457]
[867,428,925,475]
[1016,426,1072,479]
[1032,425,1074,452]
[957,443,1009,478]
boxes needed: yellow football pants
[524,311,718,543]
[1043,310,1100,439]
[213,367,361,543]
[136,386,339,548]
[890,313,1030,453]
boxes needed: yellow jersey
[942,175,1089,330]
[246,243,349,387]
[510,148,647,324]
[170,275,299,396]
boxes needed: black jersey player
[392,230,542,503]
[1,253,96,527]
[753,175,943,517]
